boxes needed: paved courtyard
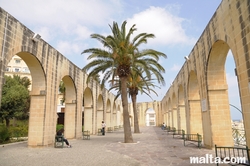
[0,126,217,166]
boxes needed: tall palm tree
[82,20,166,143]
[128,70,164,133]
[109,70,163,133]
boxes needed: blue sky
[0,0,242,120]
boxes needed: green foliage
[82,126,84,131]
[0,124,9,143]
[59,81,65,104]
[8,120,28,138]
[82,21,167,143]
[0,75,30,126]
[12,75,31,89]
[56,124,64,132]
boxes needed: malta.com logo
[190,154,247,164]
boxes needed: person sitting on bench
[56,128,72,148]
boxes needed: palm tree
[59,81,65,104]
[82,20,166,143]
[109,70,163,133]
[128,70,164,133]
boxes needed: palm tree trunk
[132,94,140,133]
[120,77,133,143]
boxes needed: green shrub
[0,124,9,143]
[82,126,84,131]
[56,124,64,131]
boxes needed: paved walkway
[0,127,217,166]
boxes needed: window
[149,114,155,118]
[23,67,30,73]
[15,59,21,64]
[15,68,20,72]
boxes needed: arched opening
[83,87,93,134]
[172,93,178,128]
[187,70,203,135]
[117,105,121,126]
[2,55,32,144]
[167,98,172,127]
[56,80,65,131]
[206,40,234,147]
[164,101,168,126]
[106,99,111,128]
[226,50,245,146]
[7,52,46,146]
[96,94,104,130]
[145,108,156,126]
[178,85,186,131]
[61,76,76,139]
[112,103,117,126]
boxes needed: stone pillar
[64,103,76,138]
[205,88,234,147]
[106,112,111,127]
[189,100,203,135]
[28,95,46,147]
[178,105,186,131]
[84,106,93,134]
[97,110,104,129]
[172,108,178,128]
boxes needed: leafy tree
[0,75,30,127]
[82,21,166,143]
[13,75,31,89]
[59,81,65,104]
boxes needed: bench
[162,126,169,131]
[183,133,202,148]
[173,129,185,139]
[97,128,102,136]
[83,130,90,140]
[54,135,64,148]
[215,145,250,166]
[167,127,176,134]
[107,127,113,133]
[114,126,119,131]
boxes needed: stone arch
[205,40,234,146]
[145,108,156,126]
[16,52,46,94]
[83,87,93,133]
[96,94,104,130]
[187,70,203,135]
[112,103,117,126]
[117,105,122,126]
[106,99,111,127]
[178,85,186,131]
[15,51,46,146]
[167,98,172,127]
[171,93,178,128]
[164,101,168,125]
[61,75,77,138]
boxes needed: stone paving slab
[0,127,217,166]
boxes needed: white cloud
[74,25,93,41]
[170,64,181,71]
[126,6,196,47]
[2,0,122,27]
